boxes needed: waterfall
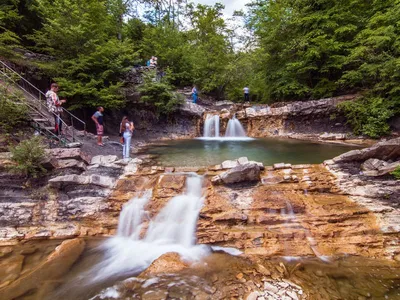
[86,175,210,283]
[203,114,220,138]
[225,116,247,137]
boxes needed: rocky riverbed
[0,137,399,299]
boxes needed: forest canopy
[0,0,399,137]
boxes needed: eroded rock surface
[326,138,400,259]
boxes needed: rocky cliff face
[201,95,362,141]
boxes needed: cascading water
[281,200,329,262]
[225,115,247,138]
[85,175,210,284]
[203,114,220,138]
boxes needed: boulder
[212,163,261,185]
[138,252,189,277]
[221,159,239,169]
[333,138,400,163]
[361,158,387,171]
[179,102,206,117]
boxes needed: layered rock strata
[325,138,400,260]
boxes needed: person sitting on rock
[149,56,157,68]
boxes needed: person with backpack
[45,83,66,135]
[120,116,135,159]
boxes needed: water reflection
[146,138,359,167]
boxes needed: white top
[243,87,249,94]
[124,122,131,133]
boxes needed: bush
[138,71,184,118]
[9,136,46,178]
[391,166,400,180]
[338,96,395,138]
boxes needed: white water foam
[86,176,211,284]
[225,116,247,138]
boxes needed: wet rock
[212,163,261,185]
[0,254,24,284]
[142,290,168,300]
[139,252,189,277]
[0,239,85,300]
[273,163,286,169]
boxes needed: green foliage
[138,71,183,118]
[0,80,28,132]
[29,0,137,109]
[0,0,21,57]
[338,96,395,138]
[391,166,400,180]
[9,136,46,178]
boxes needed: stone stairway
[0,59,86,148]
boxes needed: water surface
[145,138,358,167]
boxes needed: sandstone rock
[238,157,249,164]
[0,239,85,300]
[264,282,279,294]
[377,161,400,176]
[139,252,189,277]
[180,102,206,117]
[91,155,118,166]
[246,291,260,300]
[49,174,115,189]
[319,133,346,140]
[333,137,400,163]
[56,159,87,171]
[361,158,386,171]
[221,159,239,169]
[214,163,261,185]
[46,148,90,163]
[273,163,285,169]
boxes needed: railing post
[71,116,75,142]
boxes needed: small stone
[245,291,259,300]
[264,282,279,294]
[236,273,244,280]
[291,175,298,182]
[274,163,285,169]
[315,270,324,277]
[284,164,292,168]
[287,291,299,300]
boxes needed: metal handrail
[1,78,68,146]
[0,59,86,132]
[0,69,76,143]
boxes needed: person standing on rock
[45,83,66,135]
[120,116,134,159]
[243,85,250,102]
[92,106,105,146]
[192,85,198,104]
